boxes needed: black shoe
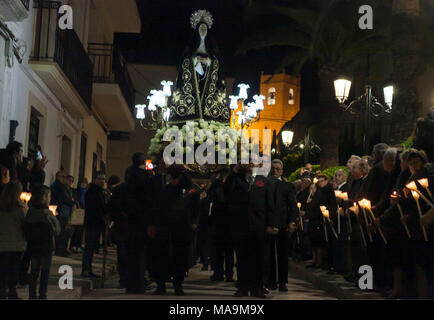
[210,274,224,282]
[279,284,288,292]
[233,289,249,297]
[38,295,47,300]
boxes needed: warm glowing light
[20,192,27,202]
[391,191,399,199]
[323,210,330,218]
[334,190,343,198]
[135,104,146,119]
[297,202,302,208]
[406,181,418,191]
[313,177,318,184]
[341,192,348,201]
[411,190,420,200]
[334,79,352,104]
[320,206,327,213]
[383,85,394,107]
[49,205,57,216]
[281,130,294,147]
[417,178,429,189]
[24,193,32,203]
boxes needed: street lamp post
[334,79,394,154]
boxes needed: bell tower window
[289,88,294,104]
[268,87,276,105]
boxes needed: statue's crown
[190,10,213,30]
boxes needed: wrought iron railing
[31,0,93,109]
[88,42,135,115]
[21,0,30,10]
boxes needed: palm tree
[238,0,391,168]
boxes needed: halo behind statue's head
[190,10,213,30]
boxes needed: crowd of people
[0,139,433,299]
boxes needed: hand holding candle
[297,202,303,231]
[391,191,411,239]
[358,200,373,243]
[406,181,434,208]
[321,207,338,239]
[411,190,428,241]
[360,199,387,244]
[49,205,58,216]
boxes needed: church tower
[247,71,300,152]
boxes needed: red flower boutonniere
[255,180,265,187]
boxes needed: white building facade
[0,0,140,185]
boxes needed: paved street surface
[82,264,336,300]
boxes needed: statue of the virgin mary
[168,10,230,124]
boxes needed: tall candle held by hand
[417,178,433,202]
[412,190,428,241]
[20,192,27,202]
[391,192,411,238]
[24,193,32,203]
[297,202,303,231]
[49,205,57,216]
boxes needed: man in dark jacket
[148,162,199,295]
[50,171,75,257]
[124,153,152,294]
[81,172,107,277]
[267,159,297,292]
[208,168,234,282]
[224,162,276,298]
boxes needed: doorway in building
[60,135,72,173]
[78,134,87,182]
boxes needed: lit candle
[49,205,57,216]
[362,199,387,244]
[322,209,338,239]
[391,191,411,238]
[358,200,373,243]
[297,202,303,231]
[406,181,434,208]
[334,190,342,198]
[24,193,32,203]
[341,192,348,201]
[20,192,27,202]
[313,177,318,184]
[412,190,428,241]
[417,178,433,202]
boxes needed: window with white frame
[268,87,276,105]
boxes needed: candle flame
[417,178,429,189]
[49,205,57,216]
[334,190,342,198]
[358,198,371,209]
[390,191,398,199]
[297,202,302,208]
[341,192,348,201]
[323,210,330,218]
[320,206,327,213]
[20,192,27,202]
[406,181,418,191]
[313,177,318,184]
[411,190,420,200]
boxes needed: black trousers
[82,228,102,273]
[234,230,266,292]
[116,238,128,286]
[29,254,52,299]
[0,252,23,299]
[212,235,234,278]
[267,229,289,286]
[126,233,147,293]
[149,225,192,285]
[70,225,84,248]
[55,215,72,255]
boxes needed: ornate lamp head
[190,10,213,30]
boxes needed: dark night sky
[117,0,318,103]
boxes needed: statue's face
[198,23,207,39]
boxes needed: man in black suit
[267,159,297,292]
[224,161,276,298]
[148,162,199,296]
[124,153,153,294]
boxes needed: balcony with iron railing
[88,42,136,132]
[29,0,93,118]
